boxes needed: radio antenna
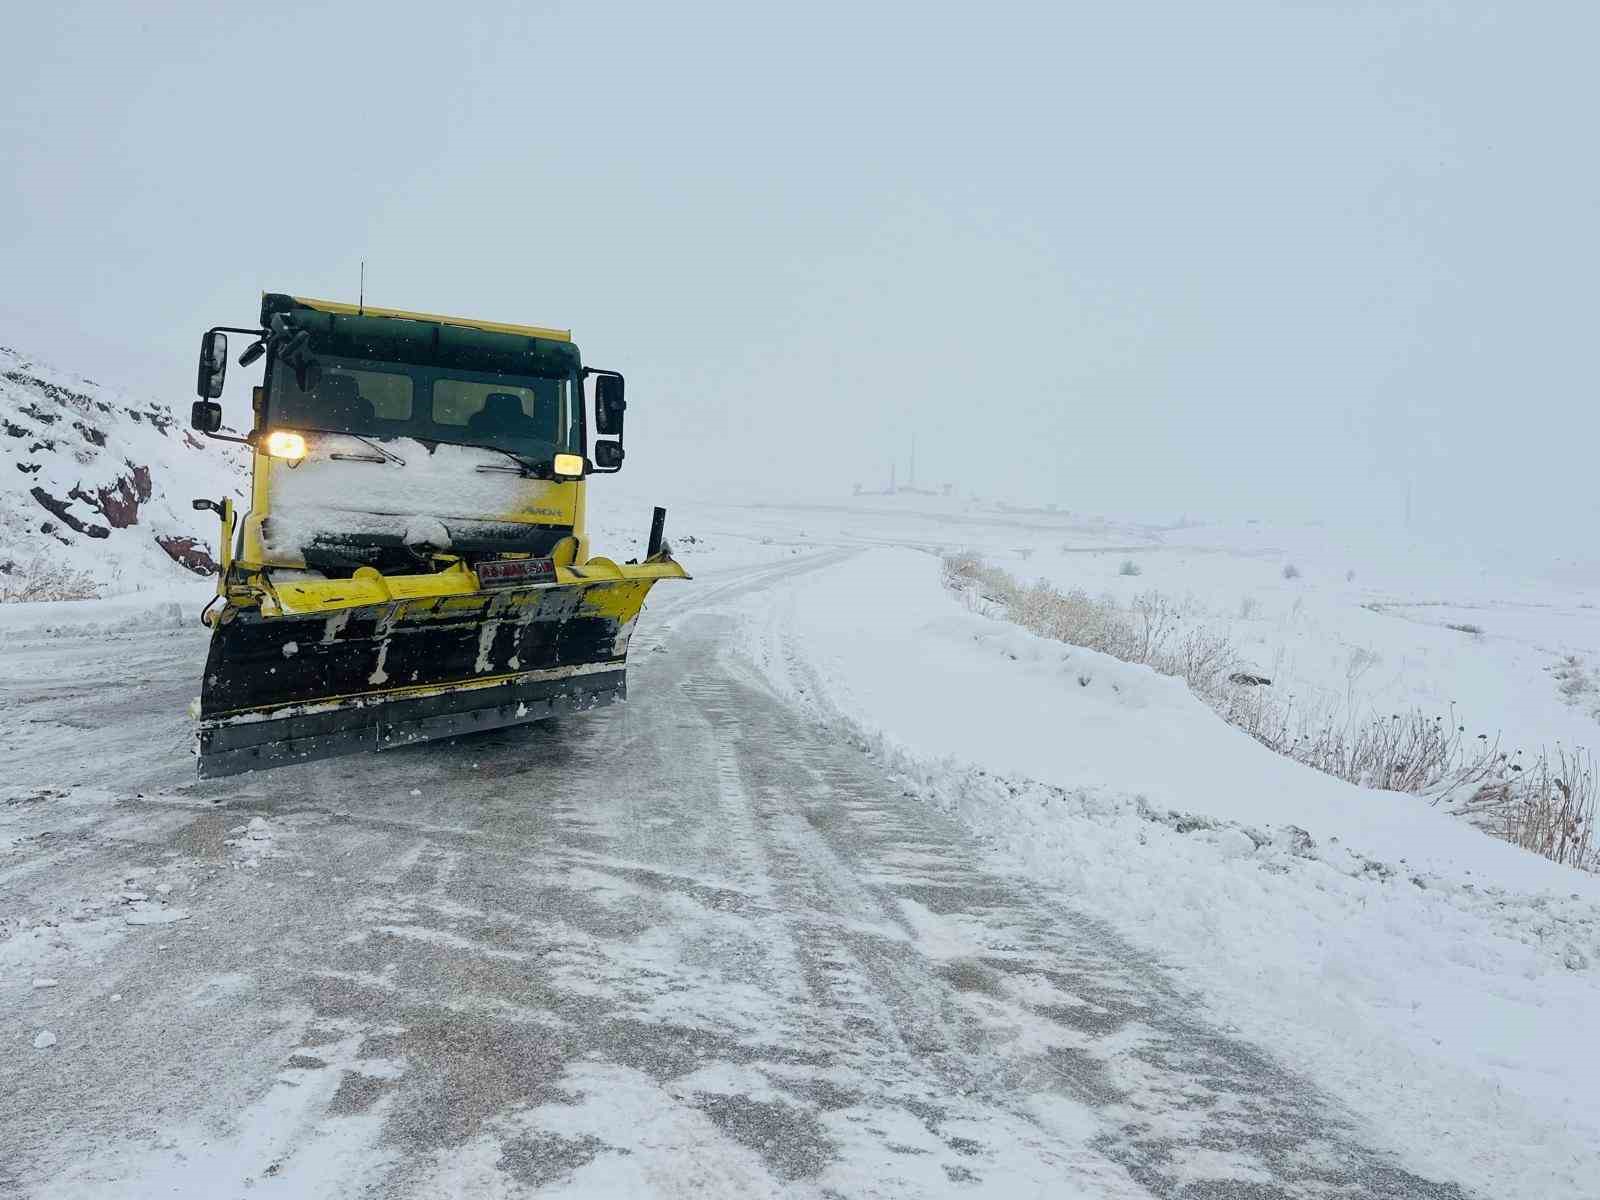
[358,260,365,315]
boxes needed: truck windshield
[268,355,579,461]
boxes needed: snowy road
[3,555,1471,1197]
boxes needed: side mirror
[190,400,223,433]
[594,372,626,437]
[593,440,624,470]
[196,331,228,398]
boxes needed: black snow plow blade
[195,582,647,777]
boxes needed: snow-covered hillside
[1,344,245,599]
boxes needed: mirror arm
[203,430,253,446]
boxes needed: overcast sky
[3,1,1596,549]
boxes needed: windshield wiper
[474,447,547,477]
[328,433,406,466]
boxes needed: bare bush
[1015,581,1128,654]
[1118,559,1142,577]
[1448,746,1597,871]
[0,555,101,603]
[1238,595,1259,620]
[1253,705,1494,794]
[1129,591,1181,663]
[1159,626,1245,707]
[941,550,984,586]
[1508,746,1596,869]
[1282,563,1301,580]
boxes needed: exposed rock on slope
[1,343,245,599]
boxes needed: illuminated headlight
[552,452,584,479]
[265,430,307,460]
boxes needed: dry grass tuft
[0,555,101,603]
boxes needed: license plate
[477,557,557,587]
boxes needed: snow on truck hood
[264,436,571,551]
[270,437,566,519]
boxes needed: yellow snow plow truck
[186,293,686,777]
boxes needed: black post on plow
[647,506,667,558]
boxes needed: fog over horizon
[4,1,1596,560]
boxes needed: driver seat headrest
[483,392,525,419]
[313,373,374,422]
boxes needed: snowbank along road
[4,551,1474,1197]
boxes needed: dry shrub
[1164,625,1247,705]
[1019,583,1127,654]
[1508,746,1596,869]
[1252,704,1493,793]
[0,555,101,602]
[1448,746,1597,871]
[943,551,1021,611]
